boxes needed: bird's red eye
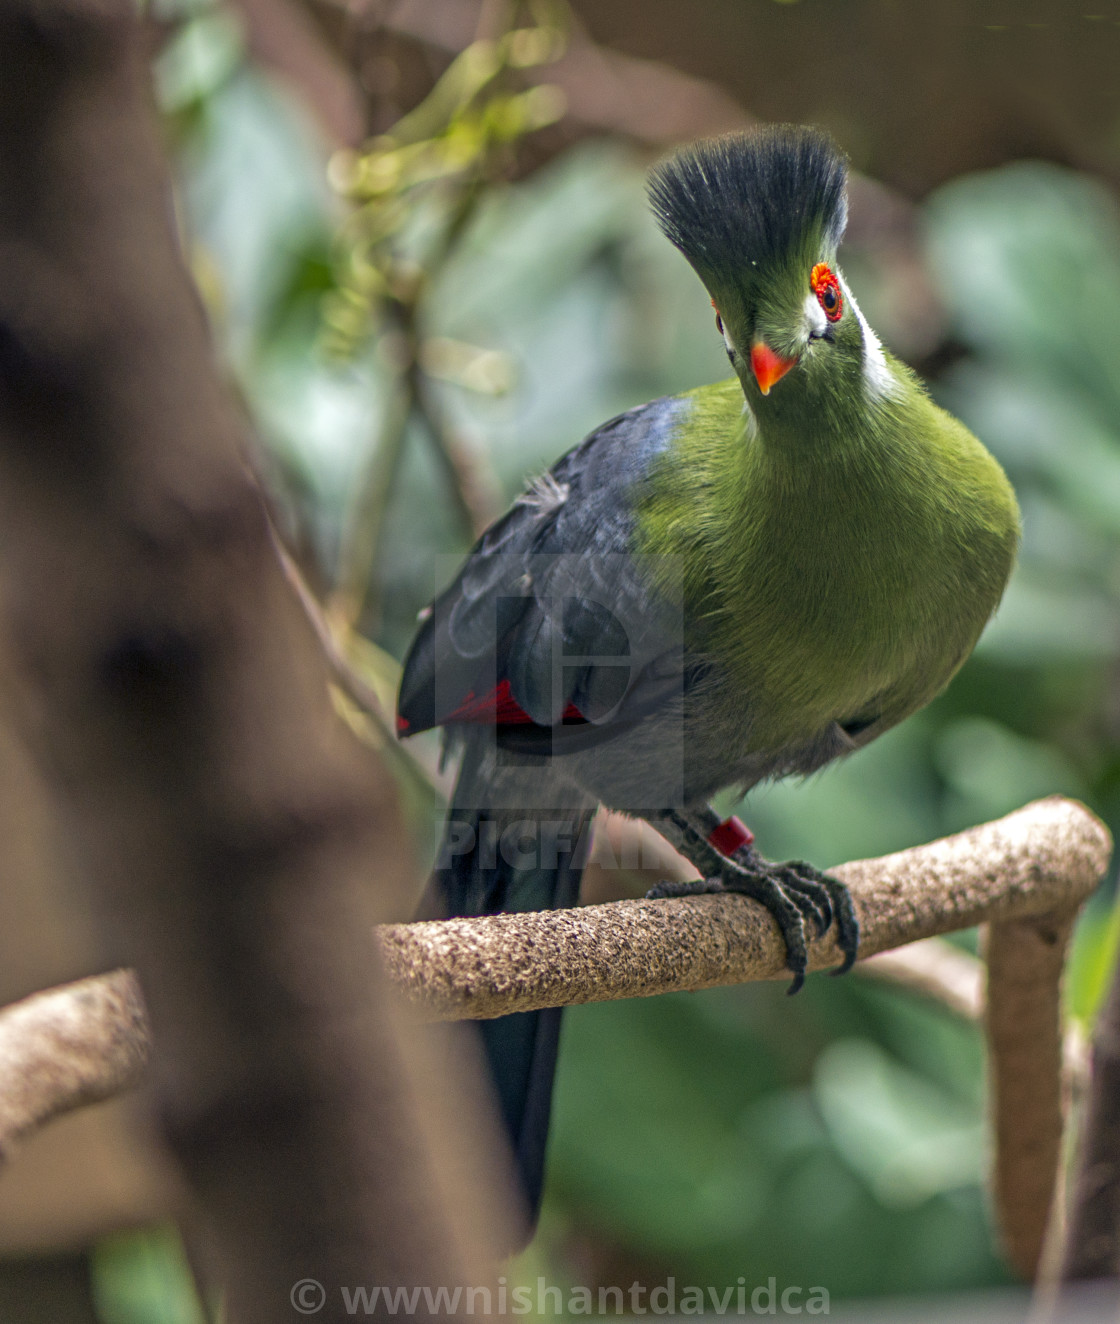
[711,299,724,337]
[810,263,843,322]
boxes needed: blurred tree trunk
[0,1,503,1318]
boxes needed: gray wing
[397,394,690,744]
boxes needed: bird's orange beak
[750,341,798,395]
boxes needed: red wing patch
[444,678,584,726]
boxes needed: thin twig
[276,537,453,802]
[414,369,502,538]
[332,135,504,628]
[333,362,413,628]
[375,0,750,145]
[859,936,984,1020]
[277,538,393,726]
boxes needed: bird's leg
[646,808,859,994]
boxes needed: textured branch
[7,799,1104,1111]
[986,913,1078,1282]
[375,795,1106,1287]
[0,969,148,1166]
[378,797,1110,1021]
[0,796,1105,1296]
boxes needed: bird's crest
[648,126,848,284]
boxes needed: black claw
[821,876,860,974]
[718,869,809,991]
[720,845,859,986]
[648,843,859,992]
[773,868,833,937]
[769,859,860,977]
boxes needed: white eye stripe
[803,292,827,337]
[836,272,897,402]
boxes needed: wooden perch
[377,796,1108,1021]
[987,910,1079,1282]
[379,793,1102,1284]
[0,795,1107,1287]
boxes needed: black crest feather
[647,126,848,281]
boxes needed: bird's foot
[646,847,859,995]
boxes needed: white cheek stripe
[803,292,827,338]
[838,273,896,402]
[741,394,758,439]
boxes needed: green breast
[635,374,1020,753]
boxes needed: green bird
[398,124,1020,1226]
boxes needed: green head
[649,126,885,420]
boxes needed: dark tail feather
[426,801,592,1239]
[478,1004,564,1222]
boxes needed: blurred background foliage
[97,0,1120,1317]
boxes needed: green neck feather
[635,363,1019,755]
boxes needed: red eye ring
[810,263,843,322]
[711,298,724,337]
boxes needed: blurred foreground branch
[0,1,501,1316]
[0,969,148,1168]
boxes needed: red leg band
[707,815,754,856]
